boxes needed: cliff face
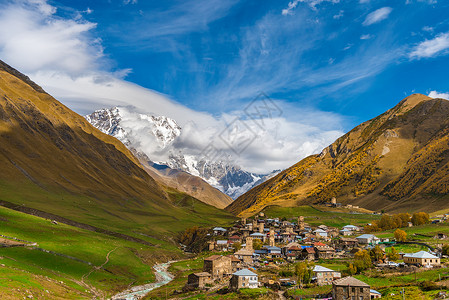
[228,94,449,216]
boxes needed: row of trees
[347,246,400,274]
[365,212,430,232]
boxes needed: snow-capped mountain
[85,106,277,199]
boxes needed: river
[111,261,175,300]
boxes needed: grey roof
[213,227,227,231]
[343,225,359,229]
[250,232,266,237]
[404,250,438,259]
[233,268,257,276]
[313,265,335,273]
[356,234,377,239]
[370,289,381,295]
[216,240,228,245]
[333,276,369,287]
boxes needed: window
[352,287,356,293]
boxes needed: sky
[0,0,448,173]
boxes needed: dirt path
[80,247,119,299]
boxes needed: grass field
[0,205,190,299]
[261,205,380,227]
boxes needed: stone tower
[252,219,257,231]
[269,228,275,247]
[241,217,247,225]
[298,216,305,231]
[259,222,264,233]
[245,236,253,252]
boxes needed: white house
[312,265,341,286]
[313,228,328,238]
[230,269,258,290]
[356,234,380,245]
[403,251,440,267]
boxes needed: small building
[203,255,232,279]
[215,240,229,251]
[332,276,370,300]
[213,227,227,235]
[250,232,266,241]
[403,251,440,267]
[234,248,254,264]
[340,228,353,236]
[313,265,341,286]
[342,225,360,232]
[230,269,258,290]
[226,255,241,272]
[229,235,242,244]
[356,234,380,245]
[186,272,212,289]
[339,237,358,247]
[264,245,282,256]
[301,247,316,261]
[313,228,328,238]
[370,289,382,298]
[315,245,335,259]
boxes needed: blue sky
[50,0,449,123]
[0,0,448,172]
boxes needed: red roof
[304,247,315,254]
[313,242,326,247]
[289,246,302,251]
[229,235,241,240]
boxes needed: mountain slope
[228,94,449,216]
[0,60,235,240]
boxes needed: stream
[111,261,175,300]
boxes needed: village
[181,210,449,300]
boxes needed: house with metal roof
[312,265,341,286]
[403,251,440,266]
[230,269,258,290]
[356,234,380,245]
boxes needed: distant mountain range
[228,94,449,216]
[85,107,279,201]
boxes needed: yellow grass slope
[228,94,449,216]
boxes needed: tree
[442,244,449,256]
[364,223,380,233]
[394,229,407,242]
[397,213,411,227]
[388,247,400,261]
[370,245,384,263]
[253,238,263,250]
[348,263,357,275]
[354,250,371,271]
[411,212,430,226]
[295,261,314,287]
[233,242,242,251]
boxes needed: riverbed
[111,261,175,300]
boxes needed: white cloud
[333,10,344,19]
[428,91,449,100]
[362,7,392,26]
[360,34,372,40]
[0,0,345,174]
[282,0,339,15]
[409,32,449,59]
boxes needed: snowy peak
[85,106,277,200]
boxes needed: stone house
[213,227,227,235]
[339,237,358,247]
[301,247,316,261]
[229,269,258,290]
[314,245,335,259]
[186,272,212,289]
[332,276,370,300]
[203,255,232,279]
[234,248,253,264]
[313,265,341,286]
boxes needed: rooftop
[233,268,257,277]
[333,276,369,287]
[313,265,335,273]
[404,250,438,259]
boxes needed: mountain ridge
[227,94,449,216]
